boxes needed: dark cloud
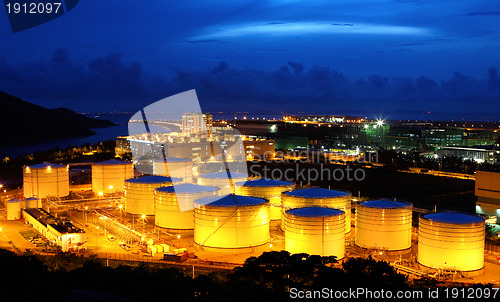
[185,39,222,44]
[0,50,152,110]
[0,49,499,120]
[466,11,500,16]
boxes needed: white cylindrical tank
[282,188,352,233]
[92,160,134,194]
[7,198,22,220]
[23,163,69,198]
[153,157,192,180]
[284,207,345,258]
[124,176,181,216]
[197,171,248,195]
[24,197,42,209]
[155,184,220,229]
[237,179,295,220]
[194,194,270,248]
[418,212,485,272]
[355,200,412,251]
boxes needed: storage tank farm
[281,188,352,234]
[194,194,270,248]
[284,207,345,258]
[236,178,296,221]
[124,176,181,216]
[23,163,69,198]
[153,157,193,180]
[355,200,413,252]
[154,183,220,230]
[24,197,42,209]
[6,198,22,220]
[92,160,134,194]
[418,212,485,274]
[197,171,248,196]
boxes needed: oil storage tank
[237,178,295,220]
[284,207,345,258]
[24,197,42,209]
[153,157,192,180]
[355,200,412,251]
[282,188,352,233]
[124,176,180,216]
[197,171,248,196]
[418,212,485,273]
[23,163,69,198]
[92,160,134,194]
[194,194,270,248]
[7,198,22,220]
[155,183,220,230]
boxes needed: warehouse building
[23,208,87,252]
[475,169,500,224]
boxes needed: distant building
[283,115,364,124]
[437,146,495,163]
[23,208,87,252]
[475,170,500,224]
[494,136,500,164]
[115,132,274,161]
[115,136,131,156]
[182,113,213,135]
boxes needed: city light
[108,185,114,189]
[98,192,103,196]
[376,119,384,126]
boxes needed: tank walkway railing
[86,251,239,271]
[485,243,500,254]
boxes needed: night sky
[0,0,499,120]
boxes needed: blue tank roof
[195,194,267,207]
[284,188,350,198]
[360,200,412,209]
[286,207,344,217]
[27,162,66,169]
[155,183,219,194]
[238,178,294,187]
[93,159,131,165]
[423,212,484,224]
[25,197,40,201]
[8,198,22,203]
[126,175,181,184]
[199,171,248,179]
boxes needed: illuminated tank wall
[153,157,192,180]
[23,163,69,198]
[284,207,345,258]
[124,176,180,215]
[92,160,134,194]
[237,178,295,220]
[154,183,219,229]
[7,199,22,220]
[197,171,248,196]
[418,212,485,272]
[281,188,351,233]
[355,200,412,251]
[194,194,270,248]
[24,197,41,209]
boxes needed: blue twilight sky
[0,0,499,120]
